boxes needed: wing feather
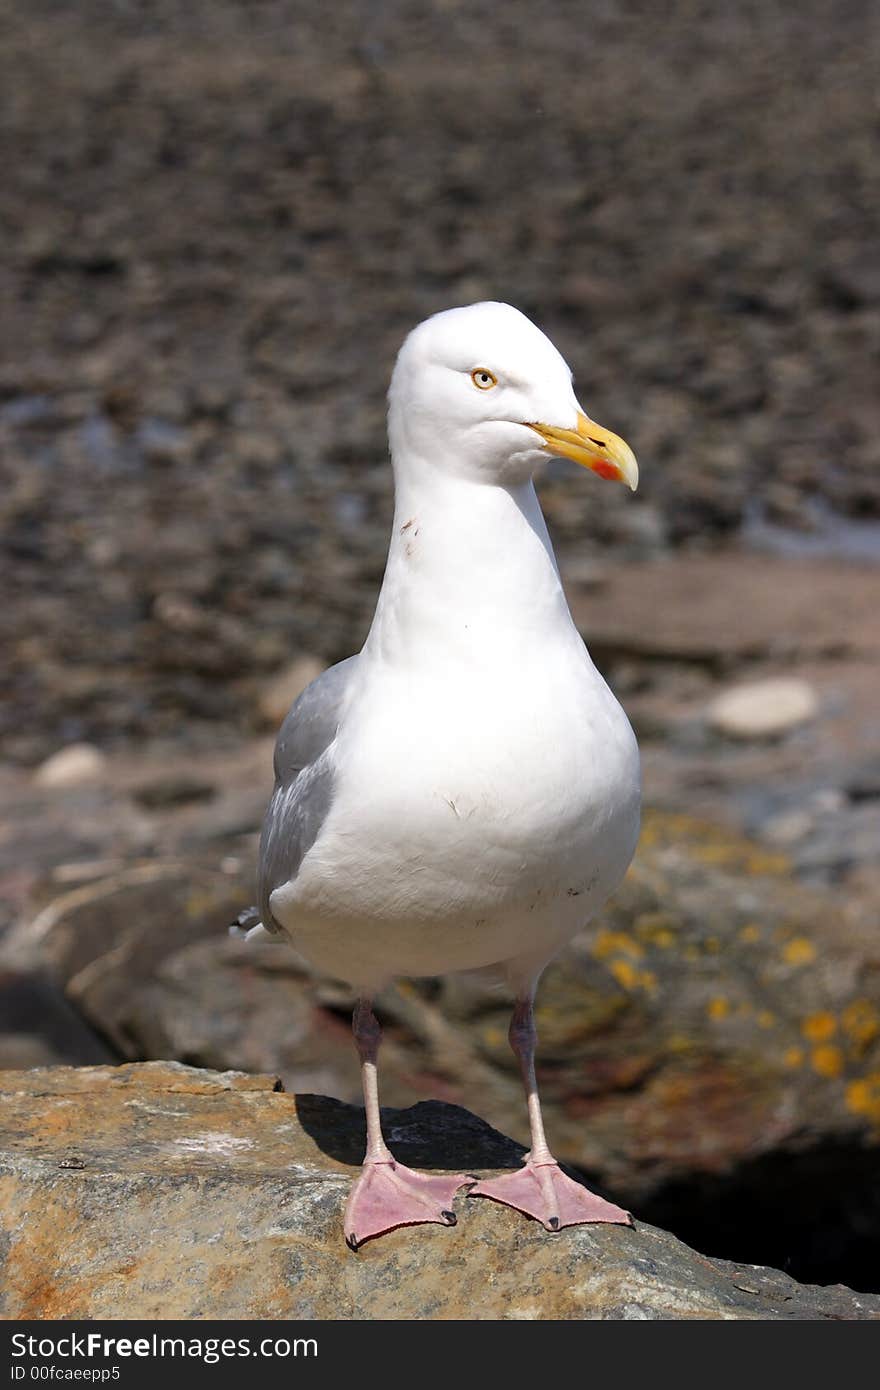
[257,655,357,932]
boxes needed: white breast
[271,637,639,985]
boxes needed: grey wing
[257,654,358,933]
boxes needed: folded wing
[257,655,358,933]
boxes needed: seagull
[247,302,640,1249]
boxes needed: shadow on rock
[635,1136,880,1296]
[294,1094,527,1171]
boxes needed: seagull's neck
[363,467,579,669]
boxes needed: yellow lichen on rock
[846,1074,880,1126]
[593,929,644,961]
[634,912,680,949]
[783,938,817,967]
[841,1001,879,1054]
[802,1012,837,1043]
[607,958,657,994]
[810,1045,844,1079]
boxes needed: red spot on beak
[593,460,622,482]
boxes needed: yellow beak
[528,410,638,491]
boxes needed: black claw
[345,1233,360,1251]
[548,1216,560,1231]
[441,1210,457,1225]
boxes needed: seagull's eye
[470,369,498,391]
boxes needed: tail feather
[229,906,273,943]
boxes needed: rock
[845,757,880,803]
[569,556,880,668]
[0,1034,64,1069]
[0,971,115,1069]
[13,863,250,1057]
[136,417,189,466]
[790,803,880,879]
[761,808,816,845]
[132,775,216,809]
[128,936,358,1098]
[257,657,325,729]
[33,744,108,788]
[2,0,879,762]
[151,592,205,633]
[1,1062,876,1320]
[14,810,880,1290]
[708,678,819,739]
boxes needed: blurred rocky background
[1,0,878,1297]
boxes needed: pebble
[34,743,108,788]
[845,758,880,803]
[762,809,815,845]
[133,776,216,809]
[708,678,819,740]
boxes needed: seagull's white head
[388,301,637,491]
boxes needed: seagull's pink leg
[468,995,632,1231]
[343,998,472,1250]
